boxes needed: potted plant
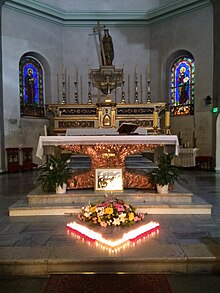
[150,153,185,194]
[36,154,73,194]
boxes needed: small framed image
[95,168,123,191]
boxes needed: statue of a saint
[102,29,114,66]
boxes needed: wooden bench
[195,156,213,170]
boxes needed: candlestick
[87,81,92,104]
[140,73,143,103]
[128,74,130,103]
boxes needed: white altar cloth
[36,135,179,160]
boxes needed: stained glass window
[170,57,195,116]
[19,57,44,118]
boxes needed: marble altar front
[36,135,179,189]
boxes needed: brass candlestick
[153,126,158,135]
[164,126,171,135]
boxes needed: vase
[156,184,169,194]
[56,183,67,194]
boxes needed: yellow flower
[129,212,134,221]
[105,207,113,215]
[90,206,96,213]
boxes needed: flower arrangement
[78,195,144,227]
[36,155,73,192]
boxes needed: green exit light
[212,107,218,113]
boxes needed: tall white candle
[44,125,47,136]
[147,64,150,81]
[80,75,83,103]
[75,66,78,83]
[57,73,60,103]
[62,65,65,82]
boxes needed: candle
[44,125,47,136]
[193,131,197,139]
[74,66,78,83]
[153,111,158,127]
[179,131,182,139]
[165,111,170,127]
[147,64,150,81]
[67,75,70,103]
[57,73,60,103]
[62,65,65,82]
[80,75,83,103]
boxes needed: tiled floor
[0,169,220,292]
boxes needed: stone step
[26,184,193,205]
[9,196,211,216]
[1,242,219,275]
[69,154,155,169]
[8,183,212,216]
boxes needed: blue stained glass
[19,56,44,118]
[23,63,39,104]
[170,56,195,116]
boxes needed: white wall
[2,7,63,163]
[149,5,213,155]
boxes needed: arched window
[19,56,44,118]
[170,56,195,116]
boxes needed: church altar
[36,135,179,190]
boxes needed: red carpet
[43,274,172,293]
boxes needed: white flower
[118,213,127,222]
[84,212,91,218]
[49,165,53,170]
[96,207,104,216]
[112,218,121,226]
[84,206,90,213]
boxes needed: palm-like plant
[37,155,73,192]
[150,153,184,187]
